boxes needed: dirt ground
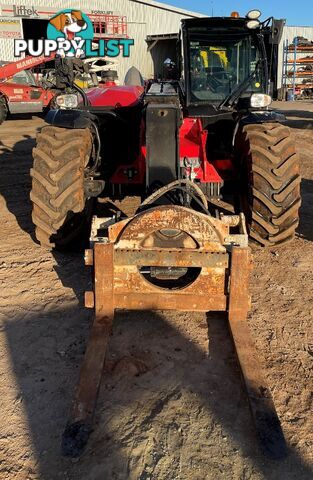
[0,102,312,480]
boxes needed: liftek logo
[13,5,39,17]
[14,9,134,58]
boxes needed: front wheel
[236,122,301,248]
[30,126,93,250]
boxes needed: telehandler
[30,11,300,458]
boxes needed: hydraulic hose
[139,179,209,213]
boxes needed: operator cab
[0,62,37,87]
[181,16,269,116]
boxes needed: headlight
[246,19,260,29]
[250,93,272,108]
[56,94,78,109]
[247,9,261,19]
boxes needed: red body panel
[0,53,55,114]
[110,116,223,186]
[110,147,146,185]
[98,81,117,88]
[1,81,53,107]
[110,117,146,185]
[85,85,225,187]
[179,118,222,183]
[86,85,144,108]
[0,54,55,81]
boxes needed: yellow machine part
[74,75,90,89]
[200,47,228,69]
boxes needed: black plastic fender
[240,110,286,126]
[45,109,98,129]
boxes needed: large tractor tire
[30,126,93,250]
[237,122,301,248]
[0,97,7,125]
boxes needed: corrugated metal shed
[1,2,312,87]
[278,25,313,87]
[0,0,203,81]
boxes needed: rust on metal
[114,249,228,267]
[62,243,114,457]
[114,292,227,311]
[84,291,95,309]
[109,205,229,249]
[63,205,286,459]
[228,247,287,459]
[113,267,226,296]
[84,249,94,266]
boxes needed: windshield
[187,31,263,104]
[12,69,37,86]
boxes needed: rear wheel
[30,126,93,250]
[236,122,301,248]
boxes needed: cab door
[7,70,44,113]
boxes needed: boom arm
[0,53,55,81]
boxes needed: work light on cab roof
[246,9,262,29]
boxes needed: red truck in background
[0,54,55,124]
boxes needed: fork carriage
[62,206,287,459]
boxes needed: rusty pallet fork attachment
[61,206,287,459]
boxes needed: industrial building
[279,25,313,97]
[0,0,202,82]
[0,1,312,92]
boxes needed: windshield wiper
[218,60,260,110]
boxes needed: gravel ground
[0,102,312,480]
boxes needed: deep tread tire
[237,123,301,248]
[30,126,92,249]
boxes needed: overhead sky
[159,0,312,26]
